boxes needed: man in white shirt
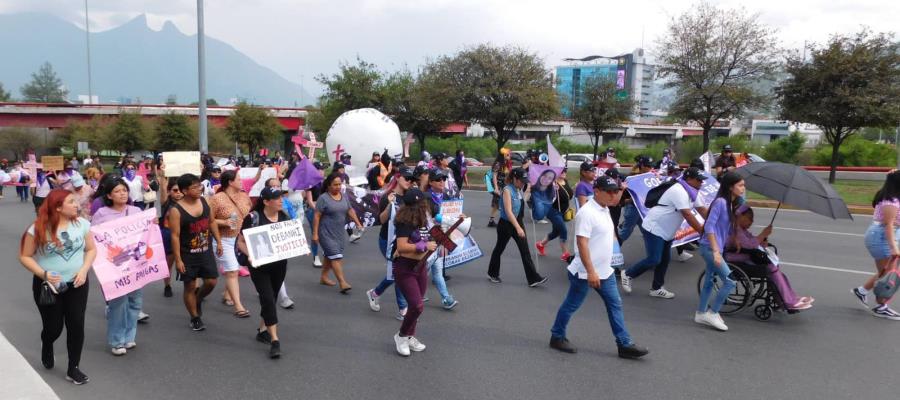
[549,175,649,359]
[621,167,708,299]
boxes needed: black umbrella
[734,162,852,221]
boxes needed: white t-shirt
[642,182,704,240]
[567,198,615,280]
[124,176,144,203]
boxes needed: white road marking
[753,225,865,237]
[779,261,872,276]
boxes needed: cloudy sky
[1,0,896,98]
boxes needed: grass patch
[748,179,880,207]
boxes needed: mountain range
[0,13,312,106]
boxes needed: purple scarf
[124,169,136,181]
[678,177,699,203]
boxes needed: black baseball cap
[682,167,708,181]
[429,169,448,181]
[433,152,449,160]
[511,167,528,181]
[402,188,425,205]
[332,161,345,170]
[593,175,622,191]
[210,165,222,173]
[579,161,595,172]
[398,166,415,180]
[636,155,654,168]
[260,186,285,201]
[313,161,327,170]
[413,165,430,178]
[606,147,616,153]
[722,144,733,152]
[604,168,621,180]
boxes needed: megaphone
[538,153,549,164]
[441,217,472,237]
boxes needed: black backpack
[644,180,678,208]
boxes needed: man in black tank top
[168,174,223,332]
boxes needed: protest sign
[238,167,277,196]
[41,156,64,171]
[90,209,169,301]
[624,172,720,247]
[161,151,201,177]
[242,218,311,267]
[439,199,483,269]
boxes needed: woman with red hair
[19,189,97,385]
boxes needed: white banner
[242,218,311,267]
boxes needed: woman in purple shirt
[574,161,596,208]
[695,171,744,332]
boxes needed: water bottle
[49,271,65,291]
[229,212,238,230]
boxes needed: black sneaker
[487,219,497,227]
[488,275,502,284]
[163,285,173,298]
[66,366,89,385]
[617,344,649,359]
[41,342,54,369]
[529,276,549,288]
[256,329,272,344]
[269,340,281,359]
[190,317,206,331]
[549,337,577,354]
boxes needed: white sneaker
[708,312,728,331]
[111,346,127,356]
[125,342,137,349]
[313,256,322,267]
[366,289,381,312]
[649,287,675,299]
[138,311,150,323]
[396,308,407,321]
[407,336,426,352]
[620,273,632,294]
[393,333,410,356]
[694,311,710,326]
[677,252,693,262]
[350,231,363,243]
[537,219,549,224]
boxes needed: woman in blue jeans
[536,168,573,261]
[695,171,744,332]
[854,170,900,320]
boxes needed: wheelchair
[695,244,797,321]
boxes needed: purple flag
[287,158,324,190]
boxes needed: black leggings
[249,261,287,326]
[488,218,542,284]
[31,276,89,369]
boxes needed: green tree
[109,111,148,153]
[382,69,453,154]
[0,82,11,102]
[225,102,282,156]
[656,2,780,152]
[762,131,807,163]
[189,98,219,106]
[20,62,69,103]
[778,30,900,183]
[307,58,384,136]
[0,127,41,161]
[155,112,194,151]
[419,44,559,154]
[571,76,636,160]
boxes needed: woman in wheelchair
[726,204,814,311]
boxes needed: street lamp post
[84,0,93,104]
[197,0,208,153]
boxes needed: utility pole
[197,0,208,153]
[84,0,93,104]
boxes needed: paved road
[0,191,896,400]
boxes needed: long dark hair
[92,173,122,201]
[714,171,744,219]
[873,171,900,208]
[322,173,343,192]
[102,178,130,207]
[216,170,238,193]
[395,199,430,229]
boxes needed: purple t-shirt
[575,181,593,199]
[700,197,731,250]
[91,205,144,226]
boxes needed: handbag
[38,281,57,306]
[143,190,157,203]
[874,257,900,300]
[563,208,575,222]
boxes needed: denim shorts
[864,223,900,260]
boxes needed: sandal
[234,309,251,318]
[800,296,815,304]
[340,285,352,295]
[222,298,235,306]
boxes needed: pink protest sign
[90,209,169,301]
